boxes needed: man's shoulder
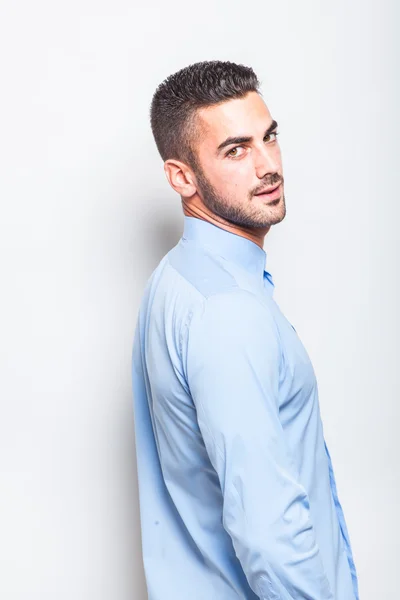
[163,240,272,326]
[166,239,239,300]
[139,240,270,339]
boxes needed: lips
[255,182,281,195]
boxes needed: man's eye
[226,147,243,158]
[226,131,280,158]
[266,131,279,142]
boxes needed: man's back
[131,216,359,600]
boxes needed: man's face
[191,91,286,229]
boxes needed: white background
[0,1,398,598]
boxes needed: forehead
[195,91,272,147]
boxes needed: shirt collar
[182,216,272,283]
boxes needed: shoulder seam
[182,286,285,379]
[181,287,269,356]
[165,256,209,300]
[166,251,241,300]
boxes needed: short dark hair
[149,60,262,172]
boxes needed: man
[131,60,359,600]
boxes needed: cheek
[274,144,283,165]
[200,155,253,197]
[220,161,253,190]
[218,178,250,202]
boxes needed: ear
[164,159,197,198]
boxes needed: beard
[192,164,286,229]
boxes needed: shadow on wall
[136,205,183,276]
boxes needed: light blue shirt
[131,215,359,600]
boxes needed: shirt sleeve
[184,288,333,600]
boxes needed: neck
[181,198,270,249]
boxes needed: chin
[267,200,286,224]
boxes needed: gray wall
[0,1,398,598]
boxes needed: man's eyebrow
[216,119,279,154]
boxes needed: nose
[254,143,280,180]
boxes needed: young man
[131,60,359,600]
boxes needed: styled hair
[149,60,262,172]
